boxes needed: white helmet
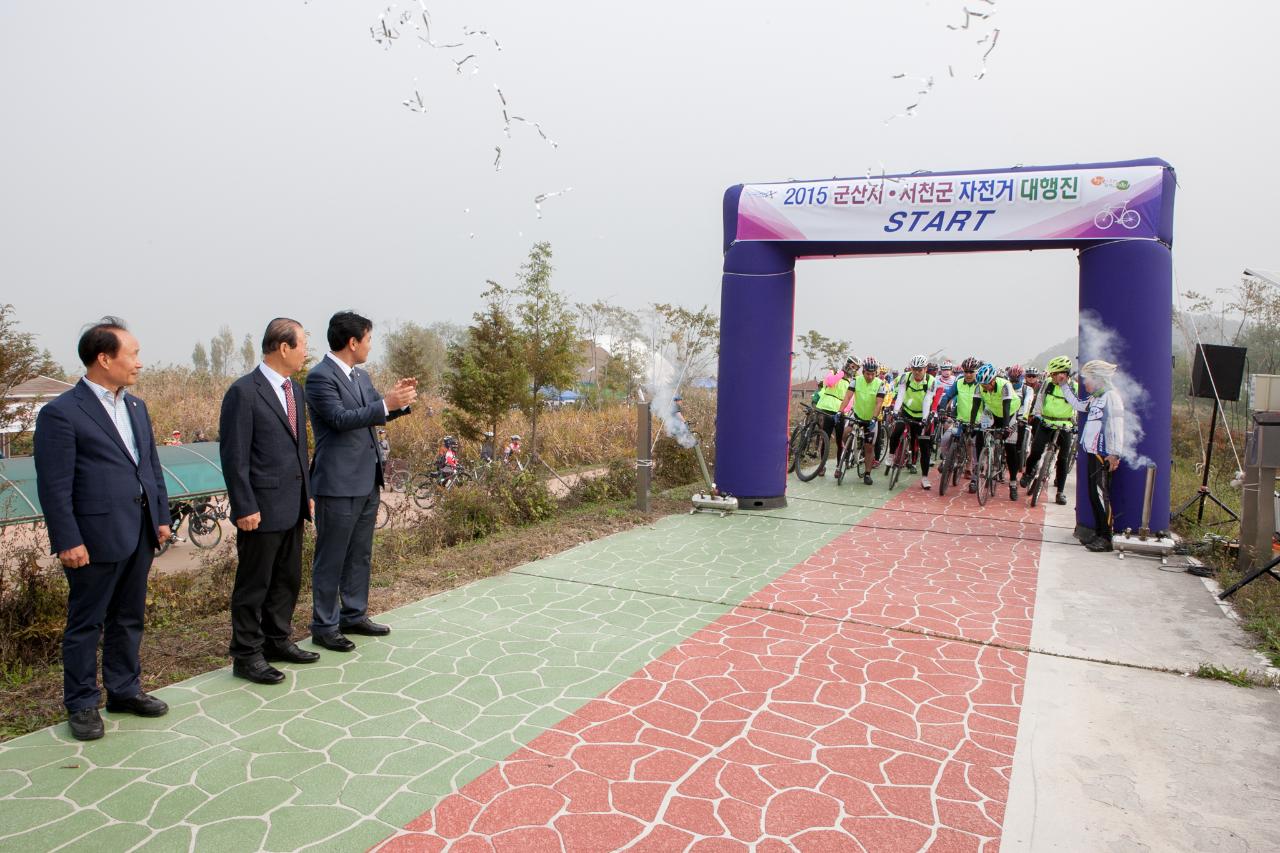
[909,354,928,369]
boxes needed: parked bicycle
[791,403,829,482]
[1028,426,1078,507]
[157,497,223,554]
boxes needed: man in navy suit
[34,317,173,741]
[219,318,318,684]
[306,311,416,651]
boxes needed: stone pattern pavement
[379,485,1044,851]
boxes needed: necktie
[282,379,297,438]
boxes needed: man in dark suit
[34,317,173,741]
[219,318,318,684]
[306,311,416,651]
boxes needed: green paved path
[0,480,893,852]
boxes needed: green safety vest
[954,379,979,422]
[852,374,883,421]
[1041,380,1078,425]
[815,376,849,413]
[979,377,1012,420]
[900,374,932,418]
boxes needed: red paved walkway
[377,487,1045,852]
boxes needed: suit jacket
[306,356,408,496]
[34,380,171,563]
[218,369,311,533]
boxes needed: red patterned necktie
[282,379,297,438]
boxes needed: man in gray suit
[306,311,416,651]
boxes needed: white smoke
[648,380,697,449]
[1078,310,1154,469]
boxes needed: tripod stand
[1219,551,1280,600]
[1172,398,1239,525]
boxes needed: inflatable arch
[715,157,1176,533]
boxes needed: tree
[575,300,609,406]
[796,330,829,380]
[209,325,234,377]
[513,242,581,457]
[192,342,209,374]
[603,305,644,399]
[0,304,43,425]
[442,282,527,440]
[383,322,447,392]
[652,303,719,385]
[819,337,851,374]
[240,333,257,373]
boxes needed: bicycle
[973,427,1003,507]
[791,403,829,482]
[834,418,872,486]
[410,464,478,510]
[1093,202,1141,230]
[375,499,390,529]
[157,497,223,554]
[886,416,927,490]
[1028,426,1078,507]
[935,419,971,497]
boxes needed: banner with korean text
[736,165,1165,243]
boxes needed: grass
[1193,663,1255,688]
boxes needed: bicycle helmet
[975,363,997,384]
[1025,366,1041,378]
[1007,364,1024,380]
[1046,355,1072,374]
[909,354,927,369]
[861,356,878,373]
[960,356,981,372]
[926,361,938,372]
[940,361,955,372]
[510,434,521,441]
[443,435,459,450]
[843,356,858,370]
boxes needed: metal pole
[1198,400,1219,523]
[636,402,651,512]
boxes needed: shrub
[0,538,65,671]
[654,437,705,490]
[432,484,502,546]
[570,460,636,504]
[486,469,556,525]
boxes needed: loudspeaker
[1190,344,1247,401]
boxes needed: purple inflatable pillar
[715,242,796,508]
[1076,239,1173,534]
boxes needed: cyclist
[890,355,938,490]
[504,434,522,464]
[436,435,461,482]
[1020,356,1078,506]
[839,356,887,485]
[937,357,983,489]
[932,360,957,415]
[813,358,855,477]
[480,430,496,463]
[1055,359,1125,552]
[974,362,1021,500]
[926,361,939,379]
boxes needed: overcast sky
[2,0,1276,374]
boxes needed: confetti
[533,187,573,219]
[401,89,426,113]
[493,146,502,171]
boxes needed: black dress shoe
[106,692,169,717]
[68,708,104,741]
[264,641,320,664]
[312,632,356,652]
[339,618,390,636]
[233,658,285,684]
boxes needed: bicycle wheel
[937,455,950,496]
[787,422,802,473]
[389,469,409,493]
[1093,210,1115,229]
[189,512,223,549]
[1119,209,1141,229]
[975,446,991,506]
[375,501,390,529]
[888,434,907,490]
[794,426,827,482]
[411,474,439,509]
